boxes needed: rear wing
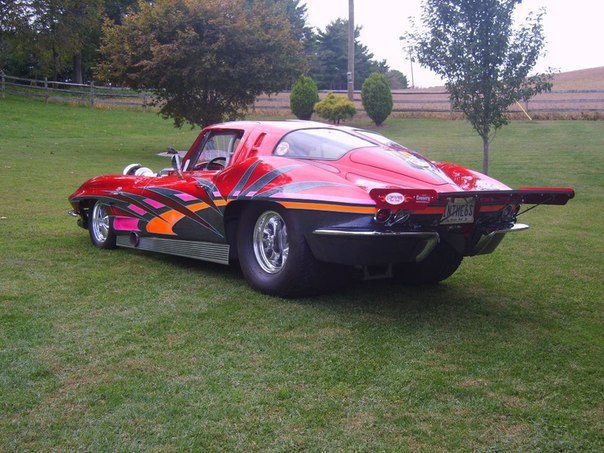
[370,188,575,210]
[438,188,575,206]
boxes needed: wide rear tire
[393,242,462,285]
[237,204,327,297]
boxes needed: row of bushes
[290,73,393,126]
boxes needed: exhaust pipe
[129,232,140,247]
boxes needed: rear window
[274,128,376,160]
[354,129,407,150]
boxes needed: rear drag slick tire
[237,204,328,297]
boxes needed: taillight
[370,188,437,211]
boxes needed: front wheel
[237,204,327,297]
[89,201,116,249]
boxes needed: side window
[190,130,243,170]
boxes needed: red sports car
[68,120,574,296]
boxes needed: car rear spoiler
[370,187,575,210]
[438,188,575,206]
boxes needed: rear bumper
[308,229,439,266]
[308,223,530,265]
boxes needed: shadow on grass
[312,278,536,331]
[58,228,552,339]
[128,247,542,337]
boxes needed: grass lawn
[1,95,602,450]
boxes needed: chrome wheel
[91,203,111,244]
[238,205,330,296]
[253,210,289,274]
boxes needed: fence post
[44,77,49,103]
[89,81,95,108]
[142,92,147,110]
[1,71,4,98]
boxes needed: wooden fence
[0,72,151,109]
[2,72,603,117]
[255,89,604,117]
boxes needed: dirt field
[550,66,604,90]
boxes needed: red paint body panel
[68,120,574,273]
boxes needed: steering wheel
[206,156,226,170]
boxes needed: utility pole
[347,0,355,101]
[408,47,415,89]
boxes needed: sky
[302,0,604,87]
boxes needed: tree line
[0,0,407,89]
[2,0,552,175]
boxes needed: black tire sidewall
[237,203,323,297]
[393,242,463,285]
[89,201,117,249]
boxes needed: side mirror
[171,153,183,179]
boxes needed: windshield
[188,130,243,170]
[274,128,376,160]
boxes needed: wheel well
[76,199,95,229]
[223,200,284,261]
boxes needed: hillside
[551,66,604,90]
[422,67,604,91]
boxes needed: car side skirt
[116,235,230,265]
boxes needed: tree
[310,19,387,91]
[314,92,356,124]
[361,72,393,126]
[405,0,552,174]
[290,75,319,120]
[256,0,313,44]
[0,0,31,74]
[386,69,409,90]
[97,0,306,128]
[0,0,104,81]
[104,0,140,25]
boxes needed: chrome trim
[313,229,439,239]
[68,210,78,217]
[494,223,529,234]
[172,154,183,179]
[470,223,530,256]
[116,236,230,265]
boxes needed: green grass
[1,95,602,450]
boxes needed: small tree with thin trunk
[405,0,553,174]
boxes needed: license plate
[441,198,475,224]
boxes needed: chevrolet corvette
[68,120,574,296]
